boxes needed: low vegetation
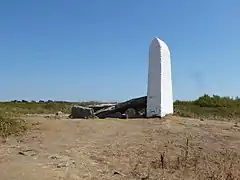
[0,94,240,138]
[174,94,240,121]
[0,114,27,138]
[0,100,113,115]
[0,101,72,115]
[1,94,240,121]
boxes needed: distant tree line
[175,94,240,107]
[7,94,240,107]
[10,100,70,103]
[7,100,117,106]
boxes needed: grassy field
[1,94,240,120]
[1,94,240,139]
[1,94,240,138]
[0,95,240,136]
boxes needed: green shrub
[174,94,240,121]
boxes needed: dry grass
[96,119,240,180]
[0,102,72,115]
[0,114,27,138]
[127,138,240,180]
[0,113,240,179]
[1,116,238,179]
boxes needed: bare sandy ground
[0,116,240,180]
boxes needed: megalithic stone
[147,37,173,117]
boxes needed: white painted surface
[147,37,173,117]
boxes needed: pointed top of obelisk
[150,37,170,54]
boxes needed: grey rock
[18,149,38,156]
[94,96,146,118]
[57,161,69,168]
[70,105,94,119]
[56,111,63,116]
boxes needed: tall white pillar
[147,37,173,117]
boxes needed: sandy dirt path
[0,116,240,180]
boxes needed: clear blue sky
[0,0,239,102]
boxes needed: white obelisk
[146,37,173,117]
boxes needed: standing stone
[147,37,173,117]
